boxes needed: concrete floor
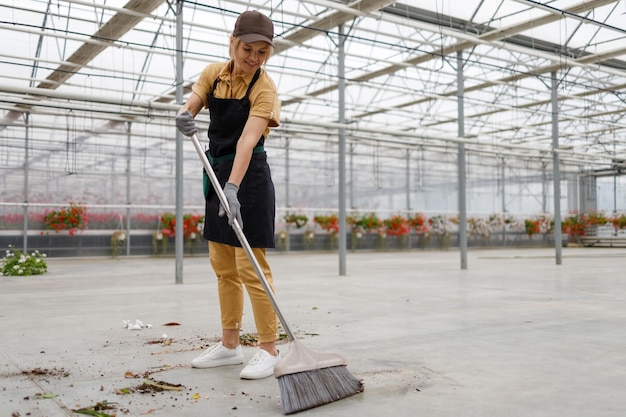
[1,247,625,417]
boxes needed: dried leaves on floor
[72,400,117,417]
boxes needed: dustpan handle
[189,134,295,341]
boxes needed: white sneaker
[240,349,281,380]
[191,342,244,369]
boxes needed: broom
[190,134,363,414]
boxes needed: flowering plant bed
[0,212,46,230]
[0,211,161,231]
[1,245,47,276]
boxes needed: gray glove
[218,182,242,228]
[175,110,198,136]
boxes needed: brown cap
[233,11,274,47]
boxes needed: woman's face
[231,40,270,75]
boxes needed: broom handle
[189,134,296,342]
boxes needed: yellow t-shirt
[192,61,280,138]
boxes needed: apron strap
[244,68,262,99]
[209,68,262,99]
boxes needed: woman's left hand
[219,182,242,228]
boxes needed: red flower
[408,213,430,235]
[383,215,410,237]
[44,202,87,234]
[314,214,339,234]
[160,213,204,239]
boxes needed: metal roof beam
[1,0,165,130]
[282,0,619,107]
[36,0,165,90]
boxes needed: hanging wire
[373,142,381,190]
[64,109,77,175]
[496,154,502,197]
[418,146,425,191]
[324,137,334,187]
[0,121,7,165]
[432,0,445,71]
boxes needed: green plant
[355,212,381,233]
[467,217,491,238]
[183,214,204,242]
[524,219,540,237]
[536,214,554,234]
[277,230,289,252]
[1,245,47,276]
[160,213,176,238]
[383,215,410,237]
[110,230,126,258]
[152,231,167,256]
[313,214,339,234]
[610,213,626,231]
[562,212,586,238]
[408,213,430,235]
[585,211,608,226]
[428,214,452,237]
[283,213,308,229]
[303,229,316,249]
[159,213,204,240]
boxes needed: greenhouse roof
[1,0,626,197]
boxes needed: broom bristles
[277,365,364,414]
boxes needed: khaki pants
[208,241,278,343]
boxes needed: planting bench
[580,236,626,248]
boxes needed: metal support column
[457,51,468,270]
[500,158,507,243]
[338,24,347,276]
[349,143,355,209]
[501,158,506,213]
[285,138,290,210]
[285,138,290,252]
[551,72,563,265]
[542,162,547,213]
[406,149,411,211]
[22,113,30,252]
[613,141,618,219]
[174,0,184,283]
[125,121,132,256]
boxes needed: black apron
[203,68,276,248]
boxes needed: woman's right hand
[176,110,198,136]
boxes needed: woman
[175,10,281,380]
